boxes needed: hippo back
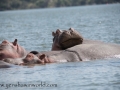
[66,43,120,61]
[83,39,105,44]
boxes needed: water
[0,4,120,90]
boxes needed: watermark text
[0,82,57,89]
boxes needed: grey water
[0,3,120,90]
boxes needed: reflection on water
[0,4,120,90]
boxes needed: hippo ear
[69,27,74,30]
[52,32,56,36]
[37,54,46,65]
[56,29,61,35]
[13,39,17,46]
[39,54,46,60]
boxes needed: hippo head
[23,53,45,65]
[0,39,27,60]
[52,28,83,50]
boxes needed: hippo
[2,28,120,66]
[52,28,83,50]
[0,39,27,68]
[52,28,105,50]
[23,51,62,65]
[23,42,120,65]
[23,28,120,65]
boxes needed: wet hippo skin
[23,42,120,65]
[1,29,120,67]
[23,28,120,65]
[51,28,106,51]
[0,39,27,68]
[52,28,83,50]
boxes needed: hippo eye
[27,55,32,57]
[0,53,4,60]
[53,35,59,42]
[53,36,57,42]
[53,37,55,42]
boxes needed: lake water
[0,3,120,90]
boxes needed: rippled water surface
[0,4,120,90]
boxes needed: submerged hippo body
[66,43,120,61]
[0,39,27,68]
[49,43,120,62]
[24,42,120,65]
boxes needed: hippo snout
[23,58,39,65]
[23,53,40,65]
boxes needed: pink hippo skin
[0,39,27,68]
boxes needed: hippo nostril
[67,31,71,34]
[63,31,70,35]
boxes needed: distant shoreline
[0,3,119,12]
[0,0,119,11]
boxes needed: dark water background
[0,4,120,90]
